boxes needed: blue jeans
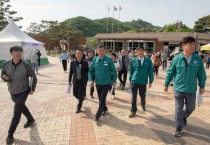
[174,91,196,128]
[32,62,39,73]
[162,60,167,70]
[95,84,110,118]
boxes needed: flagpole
[117,5,122,51]
[111,6,117,51]
[106,5,110,49]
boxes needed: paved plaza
[0,56,210,145]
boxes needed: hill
[62,16,161,37]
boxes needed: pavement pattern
[0,56,210,145]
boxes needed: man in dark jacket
[69,49,89,113]
[1,46,37,144]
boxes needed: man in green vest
[164,36,207,137]
[88,45,117,121]
[129,47,154,118]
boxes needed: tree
[0,0,22,31]
[27,23,43,35]
[27,20,86,52]
[194,15,210,33]
[160,21,192,32]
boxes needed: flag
[119,5,122,10]
[114,6,118,11]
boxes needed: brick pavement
[0,56,210,145]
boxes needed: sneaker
[24,119,35,128]
[129,112,136,118]
[184,117,187,126]
[94,117,99,121]
[174,126,183,137]
[111,95,115,100]
[6,134,14,144]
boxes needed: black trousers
[73,79,86,110]
[153,66,159,76]
[8,91,34,134]
[38,59,41,66]
[206,62,210,68]
[62,60,67,71]
[95,84,110,118]
[118,68,127,87]
[131,84,146,112]
[90,86,94,96]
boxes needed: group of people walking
[0,36,207,144]
[67,36,207,138]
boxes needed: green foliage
[194,15,210,33]
[27,20,85,50]
[86,38,97,49]
[62,17,161,37]
[0,0,22,31]
[161,21,192,32]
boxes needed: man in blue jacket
[129,47,154,118]
[88,45,117,121]
[164,36,207,137]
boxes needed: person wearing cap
[129,47,154,118]
[164,36,207,137]
[31,50,39,75]
[88,45,117,121]
[60,50,70,72]
[1,46,37,144]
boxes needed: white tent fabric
[0,21,48,64]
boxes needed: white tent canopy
[0,21,49,67]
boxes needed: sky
[8,0,210,31]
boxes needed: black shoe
[94,117,99,121]
[184,117,187,126]
[24,119,35,128]
[129,112,136,118]
[76,109,81,113]
[6,134,14,144]
[174,126,183,137]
